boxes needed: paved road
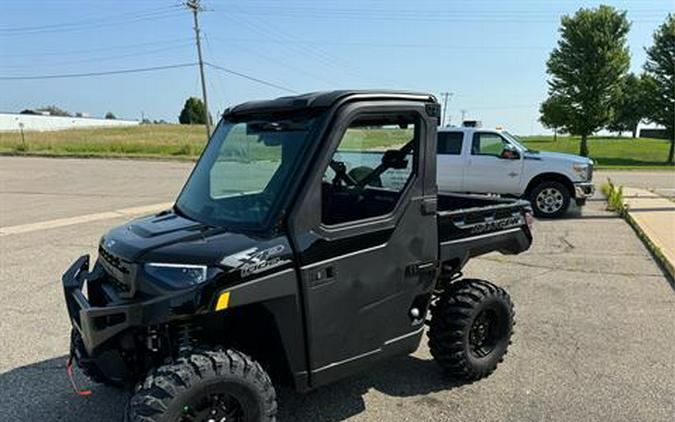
[0,157,673,422]
[596,170,675,199]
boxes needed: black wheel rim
[468,308,500,358]
[179,391,246,422]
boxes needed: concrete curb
[601,187,675,284]
[621,209,675,284]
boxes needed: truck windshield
[175,116,316,230]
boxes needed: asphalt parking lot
[0,157,673,421]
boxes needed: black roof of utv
[223,90,437,117]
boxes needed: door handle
[310,266,335,286]
[405,261,437,277]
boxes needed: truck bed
[436,192,533,272]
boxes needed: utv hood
[100,210,272,266]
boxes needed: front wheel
[428,279,515,381]
[529,181,571,218]
[127,348,277,422]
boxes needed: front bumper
[574,182,595,199]
[62,255,143,356]
[62,255,204,356]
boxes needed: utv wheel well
[525,173,575,198]
[204,304,294,387]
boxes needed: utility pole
[186,0,211,138]
[460,109,467,124]
[440,92,453,127]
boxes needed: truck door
[464,131,523,194]
[436,131,466,192]
[288,100,439,388]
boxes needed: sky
[0,0,672,134]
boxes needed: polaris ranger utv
[62,91,533,421]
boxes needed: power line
[0,63,197,81]
[0,6,181,31]
[212,37,549,51]
[0,37,193,58]
[0,60,300,94]
[205,62,297,93]
[1,8,184,36]
[0,43,194,70]
[205,35,342,87]
[216,10,398,87]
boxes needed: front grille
[98,245,136,296]
[587,164,594,181]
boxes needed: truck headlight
[572,163,589,180]
[144,263,209,288]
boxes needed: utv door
[288,100,439,388]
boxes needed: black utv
[62,91,533,421]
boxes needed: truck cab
[437,127,595,217]
[62,91,533,421]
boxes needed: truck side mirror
[500,147,520,160]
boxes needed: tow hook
[66,353,92,396]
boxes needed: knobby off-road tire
[127,348,277,422]
[529,180,571,219]
[70,329,122,387]
[428,279,515,381]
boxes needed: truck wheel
[529,181,570,218]
[70,329,122,387]
[428,279,515,381]
[127,348,276,422]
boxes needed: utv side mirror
[382,149,409,169]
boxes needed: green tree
[643,14,675,164]
[607,73,647,138]
[105,111,117,120]
[545,5,630,156]
[179,97,210,125]
[539,95,570,141]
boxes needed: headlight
[144,263,209,288]
[572,163,589,180]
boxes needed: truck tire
[70,329,122,388]
[126,348,277,422]
[529,180,570,218]
[428,279,515,381]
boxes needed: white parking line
[0,202,174,237]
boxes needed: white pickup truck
[437,127,595,218]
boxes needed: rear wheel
[126,348,277,422]
[529,180,570,218]
[428,279,514,381]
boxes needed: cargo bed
[436,192,533,272]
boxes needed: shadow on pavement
[0,354,462,422]
[0,356,128,421]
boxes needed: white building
[0,112,140,132]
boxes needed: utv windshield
[175,115,317,229]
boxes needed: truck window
[471,133,508,156]
[438,132,463,155]
[321,115,418,225]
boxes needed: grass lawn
[0,124,207,159]
[1,125,673,170]
[519,135,674,169]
